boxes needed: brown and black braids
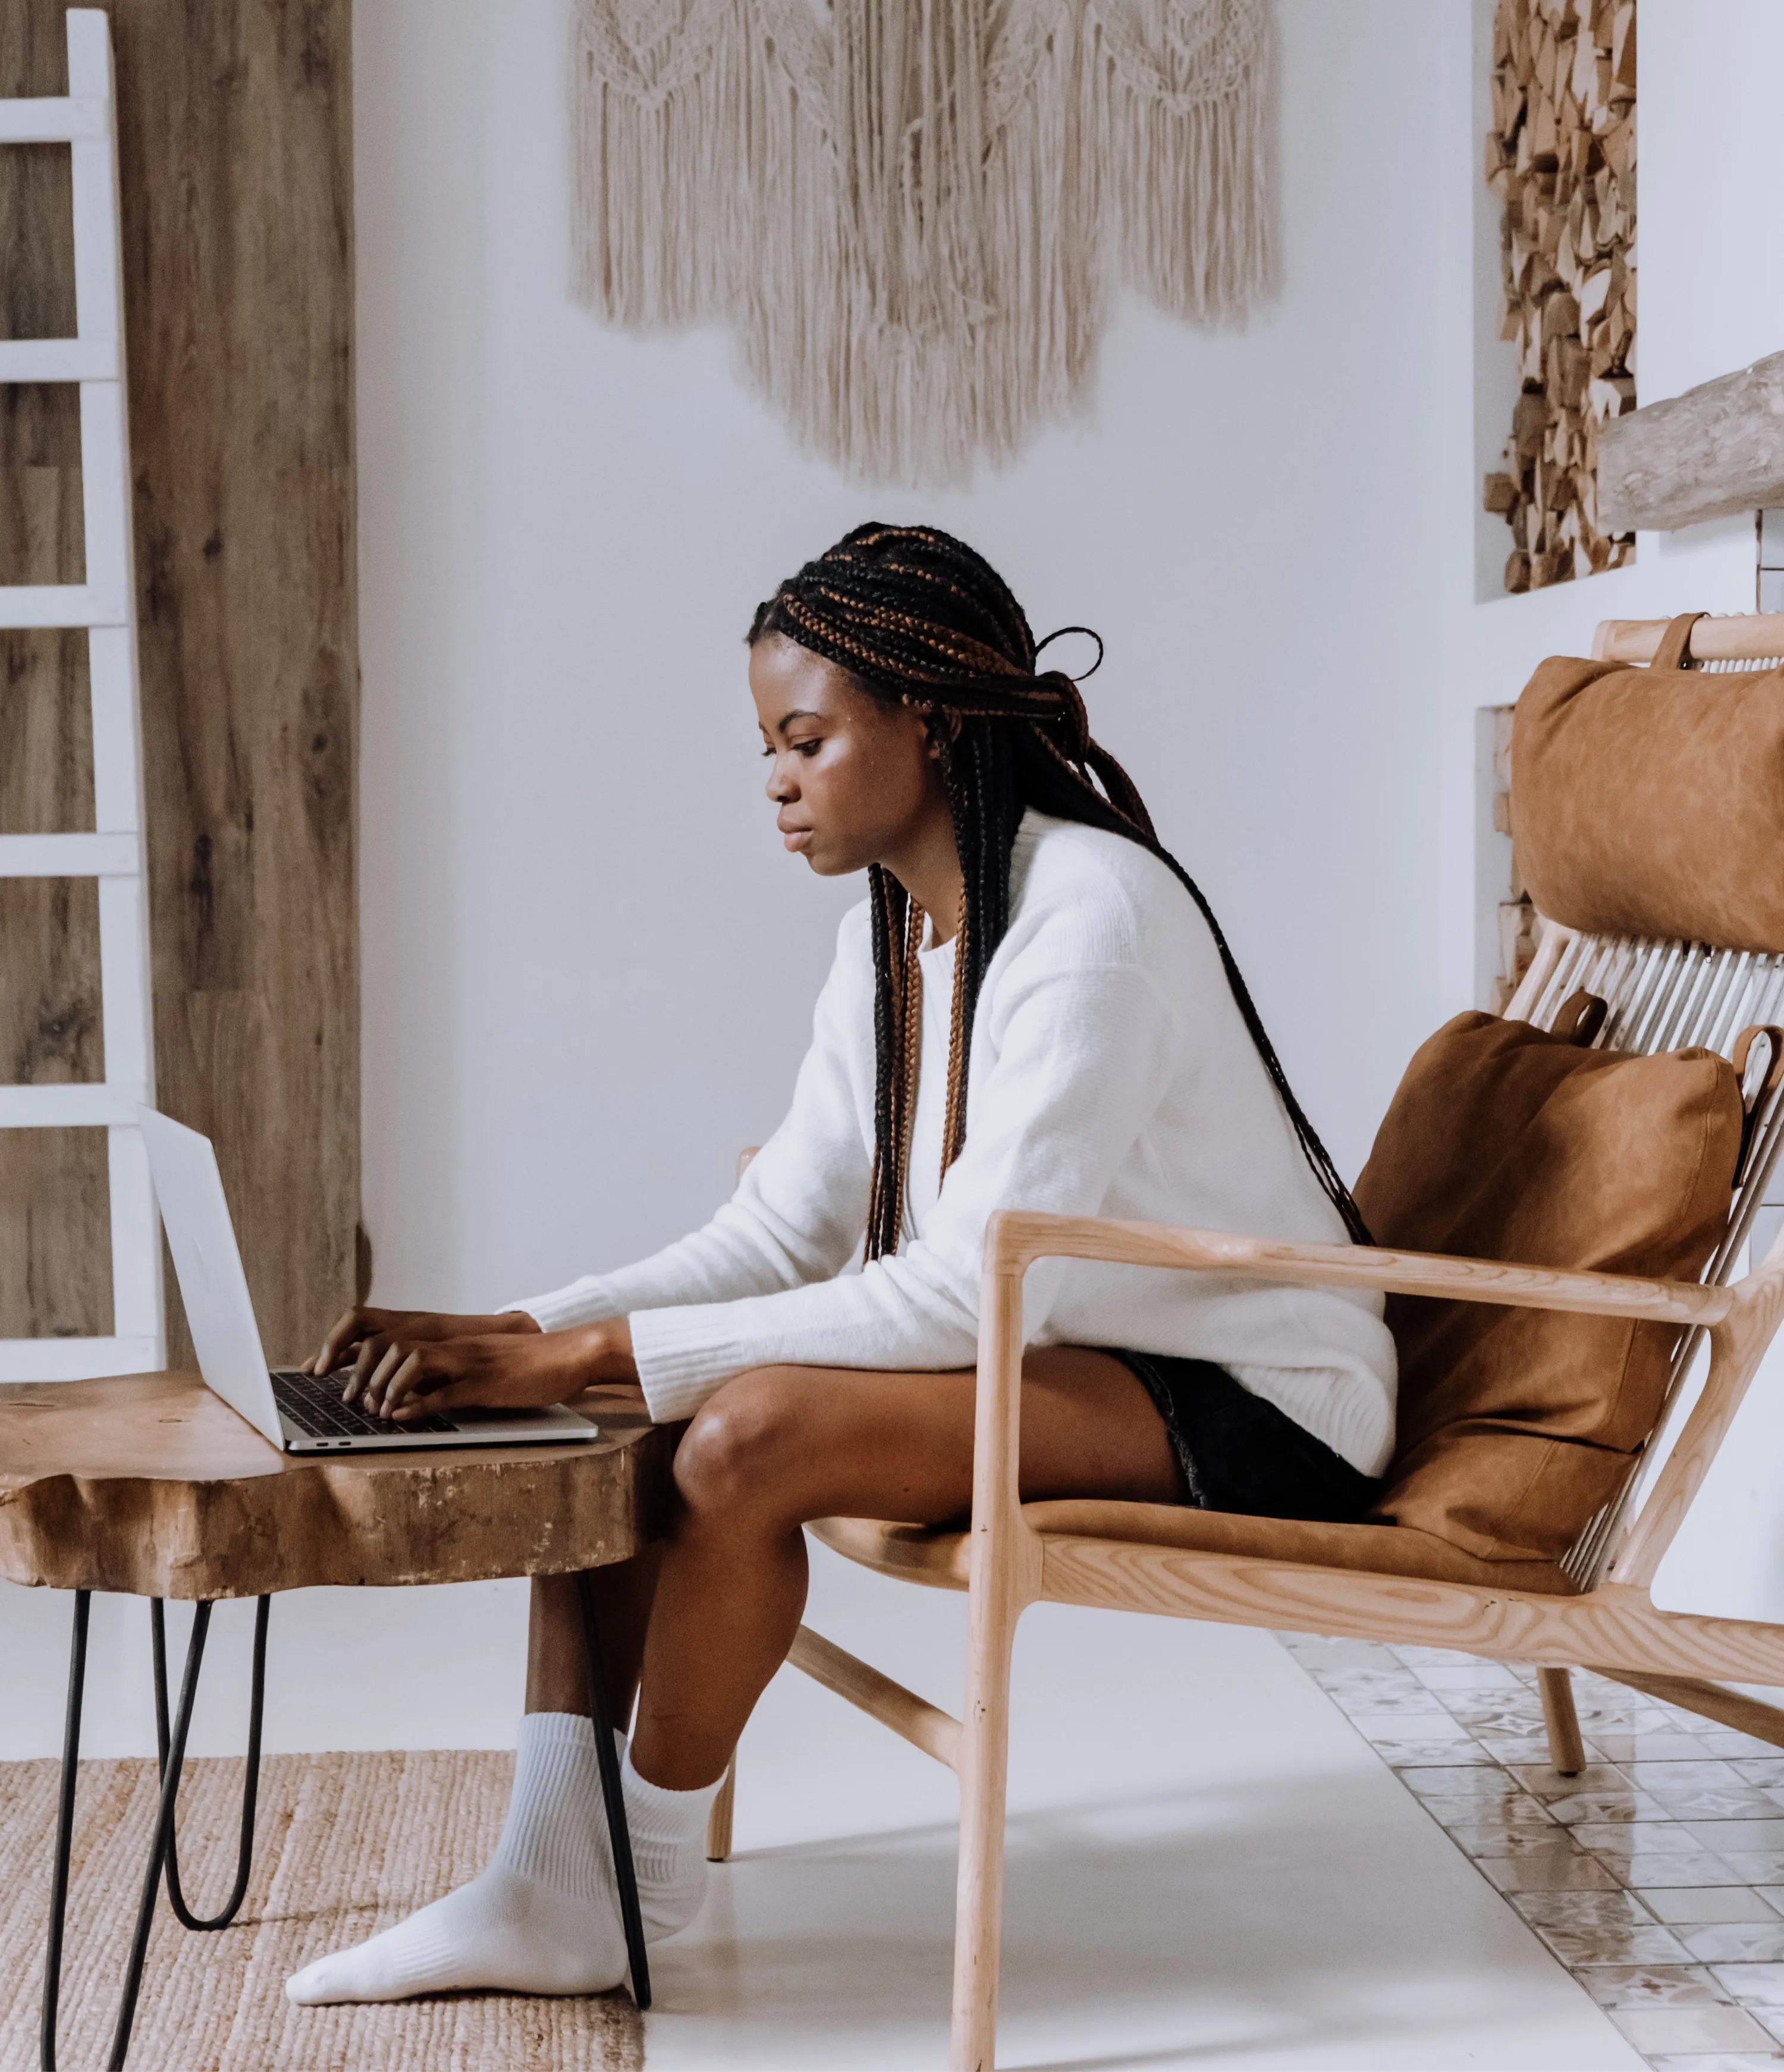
[748,521,1372,1261]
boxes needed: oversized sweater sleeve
[504,908,873,1334]
[623,951,1180,1423]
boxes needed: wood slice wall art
[1483,0,1637,594]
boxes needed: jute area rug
[0,1749,643,2072]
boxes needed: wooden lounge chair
[722,608,1784,2070]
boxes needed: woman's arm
[618,957,1179,1420]
[354,955,1173,1425]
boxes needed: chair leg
[950,1598,1022,2072]
[705,1752,737,1863]
[1538,1666,1587,1776]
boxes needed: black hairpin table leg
[40,1592,270,2072]
[151,1595,270,1929]
[40,1590,90,2072]
[573,1570,651,2011]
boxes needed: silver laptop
[139,1107,601,1454]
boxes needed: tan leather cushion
[812,1506,1578,1597]
[1019,1500,1576,1595]
[1353,1011,1742,1565]
[1513,614,1784,951]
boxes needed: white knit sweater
[511,812,1397,1476]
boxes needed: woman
[285,523,1396,2005]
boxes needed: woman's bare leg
[627,1347,1179,1788]
[526,1548,662,1720]
[287,1348,1174,2004]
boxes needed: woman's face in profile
[749,634,944,878]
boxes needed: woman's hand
[357,1319,636,1423]
[308,1305,541,1400]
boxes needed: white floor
[0,1542,1648,2070]
[641,1542,1643,2070]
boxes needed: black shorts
[1108,1349,1381,1523]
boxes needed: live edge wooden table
[0,1372,676,2072]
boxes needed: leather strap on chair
[1652,612,1707,671]
[1551,989,1607,1045]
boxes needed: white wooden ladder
[0,11,162,1381]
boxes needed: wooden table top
[0,1372,674,1599]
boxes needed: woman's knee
[674,1366,814,1519]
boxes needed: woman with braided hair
[285,522,1396,2007]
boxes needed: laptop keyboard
[271,1367,461,1439]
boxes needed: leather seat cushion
[1352,1011,1742,1565]
[1020,1499,1577,1594]
[813,1503,1576,1597]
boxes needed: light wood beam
[1598,349,1784,533]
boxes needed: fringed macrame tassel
[728,5,846,472]
[970,0,1098,478]
[1086,0,1273,320]
[571,0,743,326]
[571,0,1274,485]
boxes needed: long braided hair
[748,521,1371,1260]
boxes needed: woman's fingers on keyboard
[386,1345,483,1419]
[314,1306,375,1377]
[383,1352,429,1418]
[346,1333,393,1406]
[385,1335,584,1419]
[358,1341,409,1416]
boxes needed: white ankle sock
[285,1712,627,2004]
[621,1744,724,1942]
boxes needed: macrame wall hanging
[572,0,1272,486]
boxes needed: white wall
[14,0,1778,1757]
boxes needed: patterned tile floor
[1279,1631,1784,2071]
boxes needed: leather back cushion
[1353,1013,1742,1564]
[1513,633,1784,951]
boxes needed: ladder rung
[0,583,128,629]
[0,832,139,877]
[0,337,118,382]
[0,96,108,143]
[0,1084,141,1128]
[0,1337,163,1383]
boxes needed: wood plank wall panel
[0,10,111,1340]
[0,2,360,1367]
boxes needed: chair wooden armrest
[982,1211,1733,1326]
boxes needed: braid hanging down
[747,521,1371,1262]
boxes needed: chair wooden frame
[803,1213,1784,2070]
[706,609,1784,2069]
